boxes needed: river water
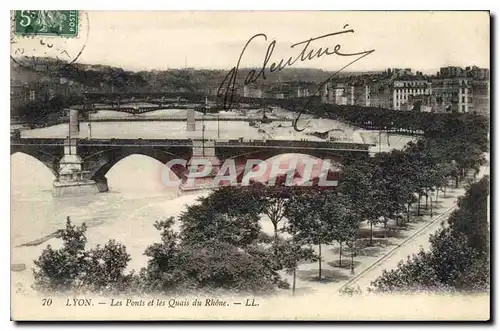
[10,152,208,274]
[11,113,414,279]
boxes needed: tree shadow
[373,232,400,240]
[355,237,390,248]
[297,268,350,283]
[355,244,386,257]
[330,245,354,255]
[327,259,362,269]
[385,230,408,240]
[357,227,385,239]
[408,214,426,223]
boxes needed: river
[11,152,209,276]
[11,114,415,286]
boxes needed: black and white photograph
[9,10,491,321]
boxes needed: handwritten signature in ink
[217,24,375,131]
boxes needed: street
[342,161,490,292]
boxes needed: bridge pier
[52,138,101,197]
[52,110,102,197]
[94,176,109,193]
[180,139,221,192]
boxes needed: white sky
[73,11,490,73]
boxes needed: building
[431,77,471,113]
[388,68,413,77]
[408,94,433,112]
[10,83,30,109]
[243,85,263,98]
[471,80,489,116]
[315,66,489,114]
[392,76,432,111]
[321,81,369,106]
[297,87,310,98]
[366,80,392,109]
[466,66,490,81]
[438,66,466,78]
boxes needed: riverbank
[12,179,466,298]
[11,190,208,296]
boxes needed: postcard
[10,10,490,321]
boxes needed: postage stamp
[14,10,79,37]
[10,10,88,72]
[9,10,490,322]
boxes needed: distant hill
[11,57,384,94]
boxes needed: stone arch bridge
[11,137,372,196]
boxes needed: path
[341,161,490,292]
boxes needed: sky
[13,11,491,73]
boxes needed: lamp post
[378,130,382,153]
[430,195,433,217]
[351,248,355,275]
[88,116,92,140]
[202,110,205,157]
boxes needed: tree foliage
[140,218,282,294]
[371,178,490,294]
[179,186,262,248]
[33,218,132,294]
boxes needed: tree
[179,186,262,248]
[371,178,490,294]
[285,186,338,280]
[273,236,316,295]
[251,176,295,255]
[140,218,181,292]
[339,160,378,244]
[33,217,132,294]
[172,241,279,293]
[447,177,490,256]
[330,195,359,267]
[142,218,283,294]
[370,152,411,237]
[370,228,485,294]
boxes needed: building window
[462,105,466,112]
[462,96,465,103]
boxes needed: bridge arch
[234,152,343,186]
[84,147,187,183]
[10,150,59,177]
[11,152,58,191]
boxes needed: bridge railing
[11,138,193,147]
[215,139,371,151]
[11,137,370,151]
[77,138,193,146]
[86,115,268,122]
[11,138,65,145]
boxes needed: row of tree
[32,143,486,295]
[32,106,489,295]
[235,97,489,143]
[370,177,489,293]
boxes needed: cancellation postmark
[10,10,89,71]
